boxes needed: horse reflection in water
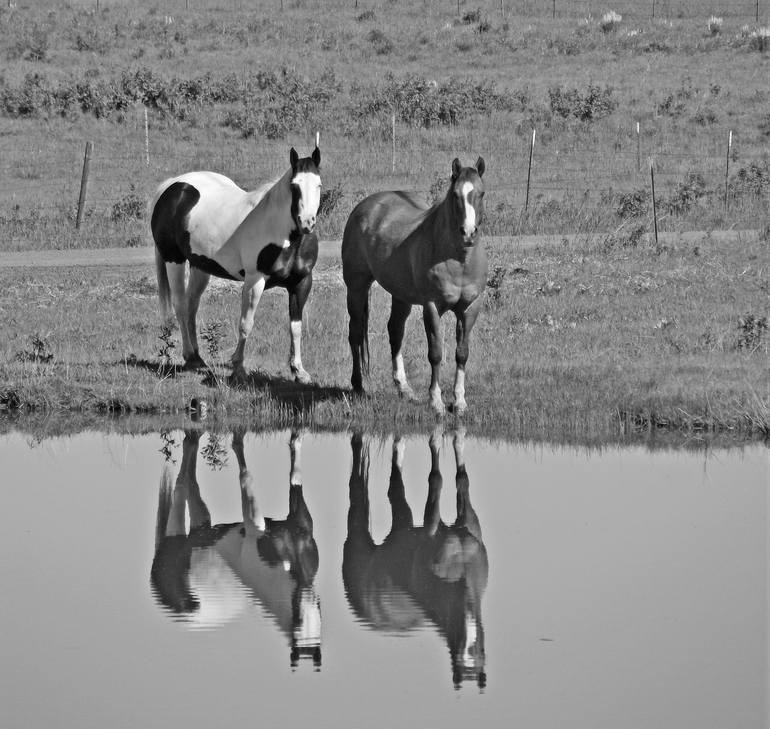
[343,429,488,689]
[151,430,321,668]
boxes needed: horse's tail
[155,463,175,550]
[155,247,172,321]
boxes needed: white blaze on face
[461,181,476,239]
[293,171,321,232]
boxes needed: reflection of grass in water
[0,233,767,438]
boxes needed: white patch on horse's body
[453,367,466,414]
[461,181,476,239]
[154,171,264,266]
[292,171,322,233]
[290,320,306,381]
[392,353,413,398]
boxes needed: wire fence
[4,0,769,22]
[1,120,768,247]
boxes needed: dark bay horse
[341,157,486,415]
[343,429,488,689]
[151,142,321,382]
[151,429,321,667]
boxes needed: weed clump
[736,314,768,351]
[548,84,616,121]
[599,11,622,33]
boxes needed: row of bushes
[0,66,617,137]
[612,162,770,220]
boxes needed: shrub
[729,160,770,198]
[616,188,649,218]
[366,29,393,55]
[110,185,145,222]
[665,172,708,215]
[707,16,723,36]
[318,183,343,216]
[548,84,616,121]
[736,314,768,351]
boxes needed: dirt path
[0,231,756,269]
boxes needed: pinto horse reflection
[343,429,487,688]
[151,430,321,667]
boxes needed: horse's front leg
[422,302,445,415]
[453,298,482,416]
[288,275,313,384]
[388,298,415,400]
[231,274,266,381]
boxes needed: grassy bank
[1,233,767,440]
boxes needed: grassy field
[0,233,767,441]
[0,0,769,250]
[0,2,767,441]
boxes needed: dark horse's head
[448,156,485,246]
[289,138,322,235]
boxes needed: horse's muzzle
[297,216,316,235]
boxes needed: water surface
[1,428,766,729]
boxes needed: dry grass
[0,233,767,439]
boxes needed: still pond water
[1,428,767,729]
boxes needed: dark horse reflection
[343,428,488,689]
[151,429,321,668]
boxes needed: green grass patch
[0,233,767,441]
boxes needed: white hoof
[293,368,312,385]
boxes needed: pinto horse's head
[289,142,322,235]
[450,157,485,246]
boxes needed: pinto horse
[151,143,321,382]
[341,157,486,414]
[151,429,321,666]
[343,429,488,689]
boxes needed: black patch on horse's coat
[189,253,238,281]
[152,180,238,280]
[251,233,319,290]
[151,181,200,265]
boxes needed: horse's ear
[451,157,462,181]
[290,147,298,168]
[312,145,321,169]
[476,156,485,177]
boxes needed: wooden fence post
[76,141,93,230]
[525,128,536,211]
[649,158,658,247]
[724,129,732,213]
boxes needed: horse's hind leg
[388,298,415,400]
[183,267,210,370]
[345,277,372,393]
[288,275,312,384]
[165,262,193,363]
